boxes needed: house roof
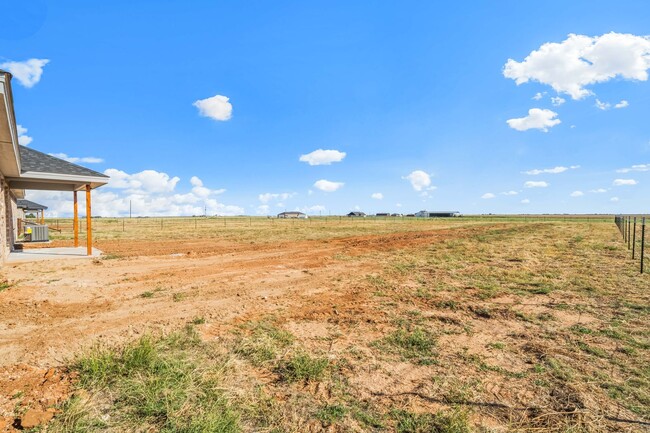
[19,146,108,178]
[17,199,48,211]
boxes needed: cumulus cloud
[521,199,530,204]
[104,169,181,193]
[49,153,104,164]
[403,170,431,191]
[524,181,549,188]
[17,124,33,146]
[570,191,584,197]
[610,197,619,202]
[589,188,607,193]
[193,94,232,121]
[503,32,650,99]
[532,92,545,100]
[299,149,346,166]
[507,108,561,132]
[258,192,296,203]
[615,100,629,109]
[371,192,383,200]
[616,164,649,173]
[24,174,241,218]
[481,193,496,199]
[523,165,579,175]
[500,191,518,196]
[313,179,344,192]
[0,58,49,88]
[551,96,566,106]
[613,178,638,186]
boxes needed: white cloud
[551,96,566,106]
[615,100,629,109]
[570,190,584,197]
[521,199,530,204]
[481,193,496,199]
[49,153,104,164]
[595,99,611,110]
[500,190,518,196]
[524,181,549,188]
[17,124,33,146]
[507,108,561,132]
[0,58,49,88]
[104,168,180,193]
[503,32,650,99]
[193,94,232,121]
[589,188,607,193]
[523,165,578,175]
[188,176,225,198]
[371,192,383,200]
[313,179,344,192]
[616,164,649,173]
[299,149,346,166]
[532,92,545,100]
[611,197,620,202]
[613,178,638,186]
[256,205,270,215]
[25,173,241,218]
[258,192,296,203]
[403,170,431,191]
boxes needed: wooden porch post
[40,210,44,225]
[73,191,79,247]
[86,184,92,256]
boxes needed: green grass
[315,404,347,425]
[377,326,437,365]
[139,291,154,298]
[52,326,240,432]
[234,320,294,366]
[0,280,12,292]
[391,409,471,433]
[276,352,329,382]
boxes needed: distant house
[415,210,461,218]
[375,213,389,217]
[277,211,308,219]
[347,211,366,217]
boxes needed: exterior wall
[0,173,9,263]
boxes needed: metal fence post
[641,217,646,274]
[632,217,637,259]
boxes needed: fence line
[615,215,647,274]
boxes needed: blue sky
[2,1,649,216]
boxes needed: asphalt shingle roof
[17,199,48,210]
[19,146,108,178]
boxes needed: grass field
[2,217,648,432]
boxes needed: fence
[614,215,647,274]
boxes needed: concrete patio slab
[7,247,102,263]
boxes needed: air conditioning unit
[25,225,49,242]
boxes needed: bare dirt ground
[0,221,648,432]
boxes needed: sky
[1,0,650,217]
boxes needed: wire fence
[614,215,648,274]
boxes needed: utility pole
[129,200,132,218]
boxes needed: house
[0,69,109,263]
[375,213,390,217]
[277,211,308,219]
[347,211,366,217]
[415,210,461,218]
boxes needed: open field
[0,218,648,432]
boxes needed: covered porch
[7,146,109,256]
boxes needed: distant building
[277,211,308,219]
[415,210,461,218]
[375,213,390,217]
[347,211,366,217]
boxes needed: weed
[316,404,347,425]
[172,292,185,302]
[378,326,437,365]
[391,408,471,433]
[192,316,206,325]
[139,291,154,298]
[277,352,329,382]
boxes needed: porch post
[86,184,92,256]
[73,191,79,247]
[40,210,44,225]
